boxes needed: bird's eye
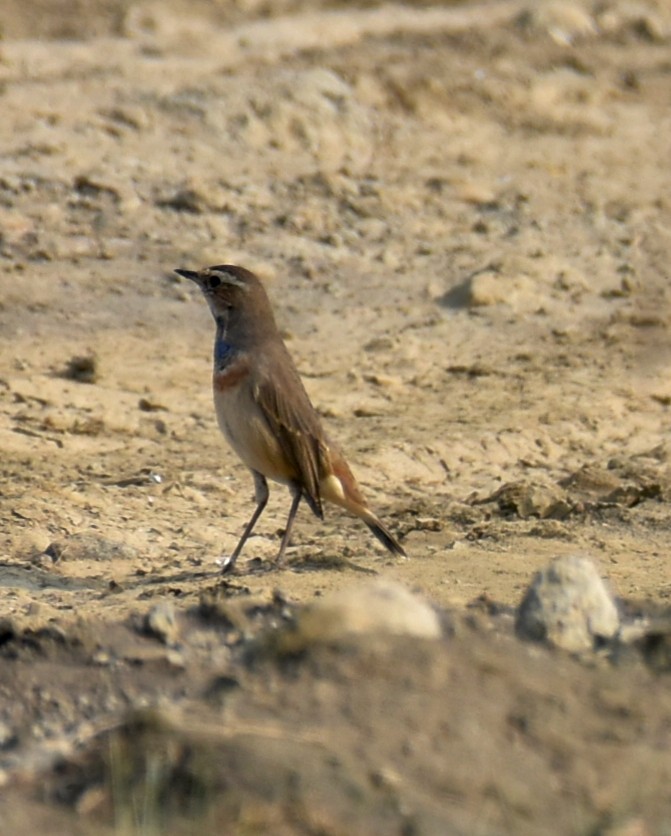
[209,276,221,289]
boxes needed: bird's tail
[321,450,407,557]
[365,515,407,558]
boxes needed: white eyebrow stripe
[208,269,249,289]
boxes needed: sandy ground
[1,0,671,832]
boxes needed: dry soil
[1,0,671,833]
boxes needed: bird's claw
[217,554,237,574]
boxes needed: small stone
[469,272,535,308]
[487,481,573,520]
[44,533,138,563]
[363,335,395,352]
[516,555,619,652]
[144,602,181,647]
[455,180,498,205]
[91,650,112,666]
[441,272,536,310]
[63,353,98,383]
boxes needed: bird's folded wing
[254,362,327,516]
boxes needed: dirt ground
[1,0,671,832]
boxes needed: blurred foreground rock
[274,579,442,654]
[516,554,620,651]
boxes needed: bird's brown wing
[253,349,327,518]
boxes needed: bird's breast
[212,363,296,484]
[213,354,251,392]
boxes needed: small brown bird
[175,264,407,572]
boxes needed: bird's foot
[216,554,238,574]
[216,554,281,575]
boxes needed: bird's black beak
[174,268,200,282]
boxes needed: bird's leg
[276,485,302,565]
[221,471,269,573]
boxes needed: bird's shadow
[207,553,378,576]
[284,553,378,574]
[116,554,378,588]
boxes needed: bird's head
[175,264,277,341]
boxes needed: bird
[174,263,407,572]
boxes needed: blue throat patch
[214,337,236,369]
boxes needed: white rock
[516,555,619,652]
